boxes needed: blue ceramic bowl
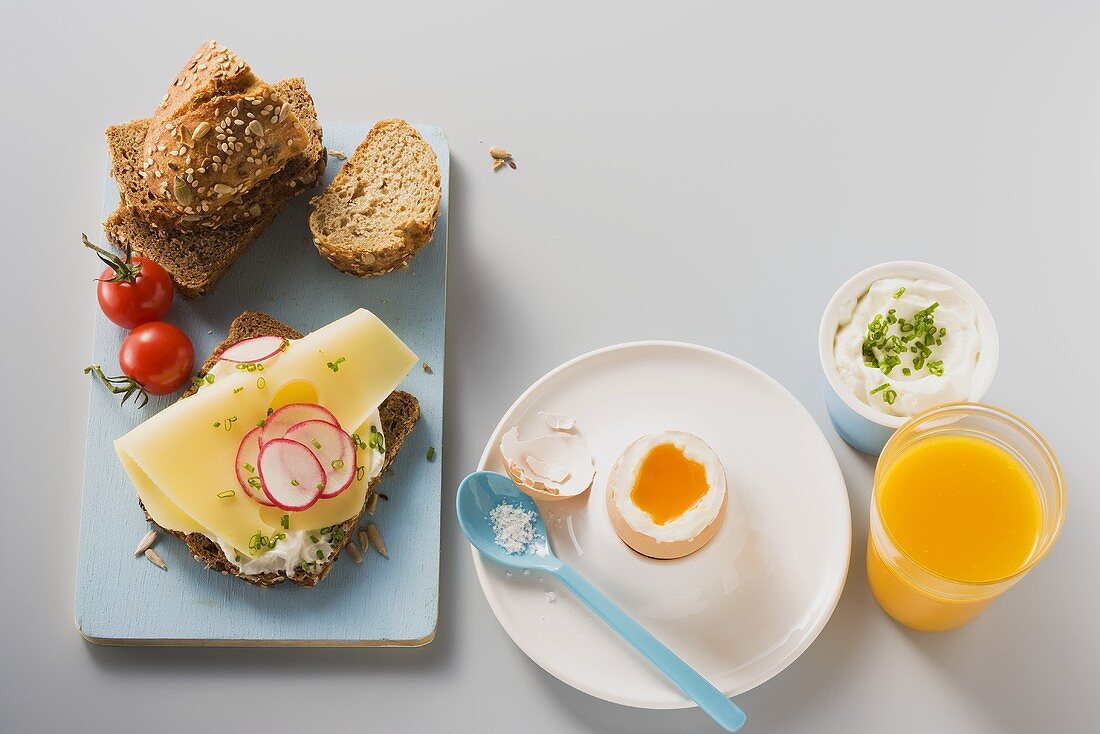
[818,261,999,456]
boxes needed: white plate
[472,342,852,708]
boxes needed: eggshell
[607,485,726,559]
[500,426,594,501]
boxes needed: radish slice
[261,403,340,445]
[257,439,326,511]
[284,420,357,498]
[235,426,274,506]
[217,335,287,364]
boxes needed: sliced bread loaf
[309,119,441,277]
[146,311,421,588]
[104,78,325,298]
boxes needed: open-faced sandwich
[113,309,420,587]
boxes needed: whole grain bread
[139,40,312,230]
[104,78,326,298]
[144,311,421,588]
[309,119,441,277]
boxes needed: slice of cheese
[114,309,417,554]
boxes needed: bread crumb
[545,591,556,603]
[422,362,432,373]
[328,150,347,160]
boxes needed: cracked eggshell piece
[539,412,577,432]
[500,427,595,501]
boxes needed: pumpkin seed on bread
[309,119,441,277]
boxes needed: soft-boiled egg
[606,431,727,559]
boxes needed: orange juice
[871,424,1051,633]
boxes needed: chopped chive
[217,490,235,499]
[316,549,325,560]
[233,387,244,394]
[212,421,221,428]
[281,514,289,530]
[356,466,366,481]
[236,363,247,371]
[892,287,906,299]
[311,439,322,450]
[291,479,299,487]
[316,483,324,491]
[310,534,319,544]
[205,373,215,384]
[243,463,255,473]
[870,383,891,395]
[326,356,347,372]
[256,377,266,389]
[257,364,265,372]
[247,477,261,489]
[426,446,436,461]
[331,459,344,470]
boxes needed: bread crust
[141,312,420,587]
[139,40,312,230]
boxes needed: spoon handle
[551,563,746,732]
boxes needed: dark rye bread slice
[141,311,420,588]
[104,78,326,298]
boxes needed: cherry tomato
[119,322,194,396]
[97,257,174,328]
[84,234,174,328]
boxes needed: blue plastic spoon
[457,470,747,732]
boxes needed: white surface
[2,1,1099,732]
[472,342,851,707]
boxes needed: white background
[2,1,1097,731]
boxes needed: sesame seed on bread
[139,40,313,231]
[309,119,441,277]
[145,311,421,588]
[104,77,326,298]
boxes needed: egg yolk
[630,443,709,525]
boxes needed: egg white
[610,431,726,542]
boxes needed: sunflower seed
[366,492,379,516]
[133,530,157,556]
[144,549,168,570]
[246,120,264,137]
[213,183,235,195]
[191,121,211,140]
[345,542,363,564]
[358,528,370,549]
[365,524,388,558]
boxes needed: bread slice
[143,311,421,588]
[309,119,441,277]
[104,78,326,298]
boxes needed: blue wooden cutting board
[75,123,447,646]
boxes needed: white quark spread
[834,277,981,417]
[216,529,335,577]
[214,408,387,577]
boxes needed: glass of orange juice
[867,403,1065,632]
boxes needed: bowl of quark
[818,261,999,455]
